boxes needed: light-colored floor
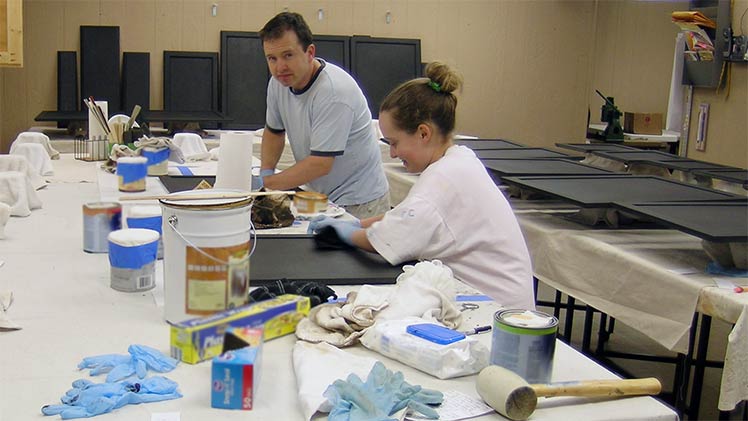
[536,282,741,421]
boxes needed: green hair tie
[427,80,441,93]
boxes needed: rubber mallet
[476,365,662,420]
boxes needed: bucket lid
[159,189,253,210]
[118,156,148,164]
[108,228,160,246]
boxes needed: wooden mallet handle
[531,377,662,398]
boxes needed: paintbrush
[89,96,110,134]
[83,99,110,136]
[125,105,141,131]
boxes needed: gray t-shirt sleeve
[265,80,284,131]
[310,100,353,156]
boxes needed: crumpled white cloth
[295,260,462,346]
[0,291,21,331]
[134,136,185,164]
[172,132,210,161]
[0,203,10,238]
[10,131,60,160]
[0,171,43,217]
[292,341,378,420]
[0,155,46,190]
[10,143,54,176]
[209,146,220,161]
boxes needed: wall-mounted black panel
[220,32,268,130]
[121,52,150,112]
[57,51,78,128]
[350,36,421,118]
[80,26,120,112]
[314,35,350,71]
[164,51,219,127]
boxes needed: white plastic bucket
[160,190,255,324]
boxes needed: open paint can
[108,228,159,292]
[490,309,558,383]
[160,190,254,324]
[293,191,328,214]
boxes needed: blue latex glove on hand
[42,376,182,419]
[324,361,443,421]
[78,344,178,382]
[307,215,361,247]
[252,168,275,191]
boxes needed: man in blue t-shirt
[257,12,390,219]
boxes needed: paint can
[108,228,159,292]
[293,191,328,214]
[490,309,558,384]
[83,202,122,253]
[142,147,169,176]
[160,190,255,324]
[116,156,148,192]
[127,205,164,259]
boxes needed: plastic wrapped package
[359,317,489,379]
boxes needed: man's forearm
[260,128,286,170]
[263,155,334,191]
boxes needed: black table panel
[482,159,620,177]
[501,175,744,207]
[650,160,735,172]
[556,143,639,153]
[250,235,401,285]
[141,110,231,122]
[35,110,87,122]
[456,139,525,149]
[475,148,579,160]
[159,176,215,193]
[693,169,748,185]
[591,150,682,162]
[36,110,232,124]
[613,202,748,242]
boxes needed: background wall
[0,0,745,168]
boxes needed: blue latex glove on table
[42,376,182,419]
[78,344,178,382]
[307,215,361,247]
[252,168,276,191]
[324,361,443,420]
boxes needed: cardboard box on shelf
[624,112,663,135]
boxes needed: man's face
[263,30,316,91]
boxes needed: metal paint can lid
[83,202,122,216]
[495,309,558,333]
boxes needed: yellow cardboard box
[170,294,310,364]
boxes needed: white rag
[0,171,43,217]
[10,143,54,176]
[134,136,185,164]
[292,341,378,420]
[295,260,462,346]
[10,131,60,160]
[0,203,10,238]
[172,132,210,161]
[0,154,46,190]
[0,291,21,331]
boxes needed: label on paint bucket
[185,243,250,315]
[490,309,557,384]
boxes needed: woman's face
[379,111,433,174]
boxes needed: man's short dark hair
[259,12,313,50]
